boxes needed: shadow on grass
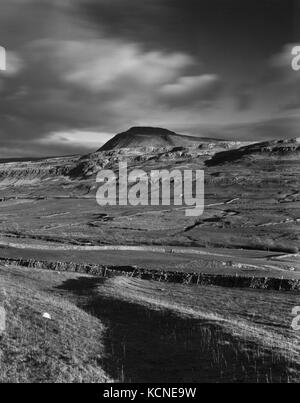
[57,277,298,383]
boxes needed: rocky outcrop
[0,155,79,186]
[207,138,300,166]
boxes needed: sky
[0,0,299,157]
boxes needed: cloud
[46,39,194,91]
[160,74,222,107]
[38,130,114,151]
[0,27,223,157]
[0,0,297,157]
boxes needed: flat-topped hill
[99,126,221,151]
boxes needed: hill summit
[99,126,216,151]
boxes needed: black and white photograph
[0,0,300,387]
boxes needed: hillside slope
[207,138,300,166]
[99,126,221,151]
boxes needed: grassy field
[1,264,300,383]
[0,266,112,383]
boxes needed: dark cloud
[0,0,298,157]
[81,0,295,65]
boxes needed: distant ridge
[99,126,222,151]
[207,138,300,166]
